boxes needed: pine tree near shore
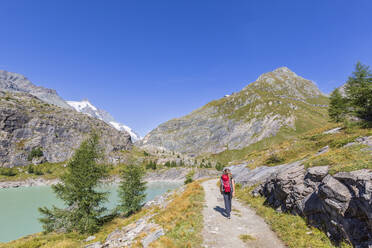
[118,164,147,216]
[38,133,108,234]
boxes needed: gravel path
[202,179,286,248]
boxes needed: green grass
[0,162,67,182]
[207,122,371,174]
[235,186,352,248]
[151,180,204,248]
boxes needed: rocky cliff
[253,164,371,247]
[139,67,329,156]
[0,91,132,167]
[0,70,72,109]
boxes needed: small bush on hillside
[164,161,178,168]
[266,154,285,165]
[145,160,157,170]
[215,162,224,171]
[27,147,43,161]
[0,167,17,177]
[27,165,34,174]
[184,170,195,184]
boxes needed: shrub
[27,165,34,174]
[184,170,195,184]
[0,167,17,177]
[28,147,43,161]
[266,154,285,165]
[145,160,157,170]
[215,162,224,171]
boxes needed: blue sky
[1,0,371,136]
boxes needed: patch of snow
[67,99,97,112]
[67,99,141,142]
[109,121,141,141]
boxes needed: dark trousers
[223,192,232,217]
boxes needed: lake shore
[0,167,219,189]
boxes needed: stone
[141,228,165,247]
[306,166,329,182]
[84,242,101,248]
[316,145,329,155]
[85,236,96,242]
[323,127,342,134]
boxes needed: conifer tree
[328,88,348,122]
[345,62,372,122]
[39,133,108,234]
[118,164,147,216]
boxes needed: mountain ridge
[67,99,141,141]
[0,70,72,109]
[139,67,329,156]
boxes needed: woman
[220,168,235,219]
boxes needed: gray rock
[85,236,96,242]
[253,164,372,247]
[142,228,165,247]
[306,166,329,182]
[85,241,102,248]
[323,127,342,134]
[316,145,329,155]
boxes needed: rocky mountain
[139,67,329,156]
[67,99,141,141]
[0,91,132,167]
[0,70,72,109]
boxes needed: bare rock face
[254,163,372,247]
[0,91,132,167]
[139,67,329,156]
[0,70,72,109]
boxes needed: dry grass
[151,181,205,248]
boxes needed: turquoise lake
[0,181,182,243]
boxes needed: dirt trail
[202,179,286,248]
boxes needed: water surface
[0,181,181,242]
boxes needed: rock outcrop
[253,164,372,247]
[139,67,329,156]
[0,91,132,167]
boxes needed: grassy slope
[0,181,204,248]
[208,122,372,173]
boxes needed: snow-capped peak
[67,99,98,113]
[67,99,141,141]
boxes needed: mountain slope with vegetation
[140,67,329,156]
[0,91,132,168]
